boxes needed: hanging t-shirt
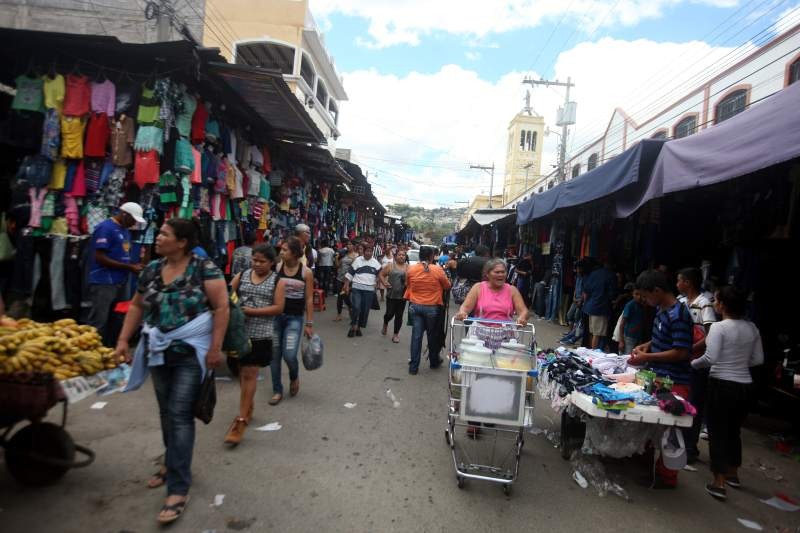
[159,171,179,204]
[136,85,160,126]
[12,75,44,113]
[90,79,116,117]
[190,98,208,144]
[62,74,91,116]
[50,159,67,190]
[175,91,196,138]
[60,116,87,159]
[246,169,262,197]
[43,74,65,112]
[110,115,136,167]
[85,112,111,158]
[134,150,160,189]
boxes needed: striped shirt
[346,256,381,291]
[648,301,693,385]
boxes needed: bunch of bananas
[0,317,120,380]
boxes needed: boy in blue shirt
[629,269,693,488]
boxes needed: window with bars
[300,54,315,89]
[715,89,747,124]
[674,116,697,139]
[587,153,598,171]
[790,59,800,86]
[316,80,328,107]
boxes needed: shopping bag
[302,334,324,371]
[223,294,251,357]
[193,370,216,424]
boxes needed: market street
[1,303,798,533]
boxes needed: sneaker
[706,484,727,500]
[224,417,247,445]
[725,477,741,488]
[408,368,418,375]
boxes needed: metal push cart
[0,373,95,486]
[444,318,537,495]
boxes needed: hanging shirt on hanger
[90,79,116,117]
[43,74,65,112]
[110,115,136,167]
[60,115,87,159]
[12,75,44,113]
[63,74,91,116]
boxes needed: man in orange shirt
[405,247,452,375]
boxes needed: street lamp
[523,162,533,193]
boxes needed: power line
[566,0,796,158]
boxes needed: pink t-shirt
[476,281,514,321]
[90,79,116,117]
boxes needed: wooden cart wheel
[5,422,76,486]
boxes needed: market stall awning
[615,81,800,218]
[272,141,352,184]
[517,139,665,224]
[207,62,326,145]
[472,209,516,226]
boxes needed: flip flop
[157,496,190,524]
[147,468,166,489]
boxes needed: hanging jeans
[150,346,202,497]
[349,288,373,328]
[271,314,303,395]
[49,235,68,311]
[409,303,442,373]
[545,283,559,321]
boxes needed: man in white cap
[87,202,145,344]
[295,223,315,269]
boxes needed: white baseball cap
[119,202,146,224]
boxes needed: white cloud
[312,0,740,48]
[465,51,482,61]
[774,4,800,35]
[336,37,742,207]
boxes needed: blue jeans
[150,347,202,496]
[271,314,303,394]
[409,303,442,372]
[545,281,560,321]
[349,288,374,328]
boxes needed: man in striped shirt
[629,269,693,488]
[343,238,381,337]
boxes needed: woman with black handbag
[115,219,229,524]
[224,245,285,445]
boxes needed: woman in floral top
[115,218,229,524]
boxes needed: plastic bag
[302,334,324,371]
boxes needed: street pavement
[1,298,799,533]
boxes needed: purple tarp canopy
[615,81,800,218]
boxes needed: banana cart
[444,318,537,495]
[0,372,95,486]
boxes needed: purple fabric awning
[615,81,800,218]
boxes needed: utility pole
[469,163,495,208]
[523,76,575,184]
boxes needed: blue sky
[309,0,800,209]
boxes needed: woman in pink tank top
[455,258,529,326]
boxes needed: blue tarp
[516,139,665,225]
